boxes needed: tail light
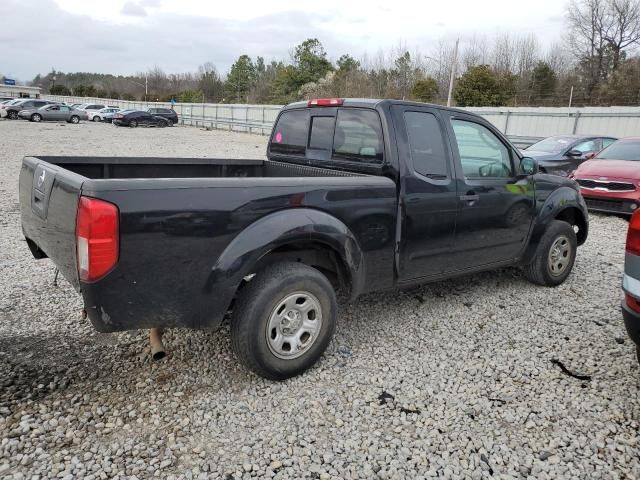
[76,196,119,282]
[626,209,640,256]
[308,98,343,107]
[626,293,640,313]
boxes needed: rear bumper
[622,302,640,347]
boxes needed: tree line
[31,0,640,107]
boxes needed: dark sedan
[112,110,170,128]
[146,107,178,125]
[524,135,617,176]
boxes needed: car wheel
[523,220,577,286]
[92,116,101,122]
[158,120,167,128]
[8,111,18,120]
[129,120,138,128]
[70,116,80,124]
[31,114,42,122]
[231,262,337,380]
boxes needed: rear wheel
[231,262,337,380]
[31,113,42,122]
[70,115,79,124]
[92,116,101,122]
[523,220,577,286]
[129,119,138,128]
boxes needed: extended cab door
[392,105,459,282]
[443,111,535,268]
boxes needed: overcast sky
[1,0,566,81]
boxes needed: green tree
[198,62,224,102]
[393,52,414,99]
[49,84,71,95]
[85,85,97,97]
[226,55,256,102]
[293,38,333,86]
[336,54,360,73]
[454,65,516,107]
[531,62,557,101]
[73,84,87,97]
[411,77,439,102]
[177,90,204,103]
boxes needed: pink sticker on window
[275,132,283,143]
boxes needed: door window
[602,138,616,149]
[404,111,448,178]
[451,119,512,178]
[573,139,597,153]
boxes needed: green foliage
[226,55,256,102]
[293,38,333,86]
[177,90,204,103]
[49,84,71,95]
[531,62,557,100]
[454,65,516,107]
[411,77,439,102]
[336,54,360,73]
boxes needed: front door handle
[460,193,480,205]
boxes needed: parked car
[70,103,83,109]
[622,210,640,366]
[1,99,55,119]
[0,96,14,102]
[18,104,87,123]
[524,135,617,176]
[0,99,16,105]
[571,137,640,215]
[87,107,121,122]
[112,110,170,127]
[146,107,178,125]
[77,103,106,111]
[19,98,589,380]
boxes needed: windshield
[595,140,640,161]
[527,136,576,153]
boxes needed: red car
[571,137,640,215]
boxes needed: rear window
[309,116,335,151]
[270,110,309,157]
[405,111,448,177]
[332,109,383,164]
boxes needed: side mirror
[567,149,583,157]
[520,157,538,176]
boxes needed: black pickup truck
[20,98,589,379]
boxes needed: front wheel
[92,116,101,122]
[523,220,577,286]
[31,113,42,122]
[70,115,80,124]
[231,262,337,380]
[8,111,18,120]
[129,119,138,128]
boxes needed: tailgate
[19,156,85,289]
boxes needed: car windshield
[595,140,640,161]
[527,136,576,153]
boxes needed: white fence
[43,95,640,140]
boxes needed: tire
[231,262,337,380]
[129,120,138,128]
[8,110,18,120]
[92,116,101,122]
[70,116,79,124]
[523,220,577,286]
[31,114,41,122]
[158,120,167,128]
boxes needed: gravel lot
[1,119,639,479]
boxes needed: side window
[60,106,69,112]
[332,109,383,164]
[451,119,512,178]
[309,116,335,151]
[573,139,597,153]
[404,111,448,178]
[270,110,309,157]
[602,138,616,149]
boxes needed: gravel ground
[0,119,639,479]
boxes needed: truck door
[443,111,535,268]
[392,105,459,282]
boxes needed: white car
[88,107,121,122]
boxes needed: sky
[0,0,567,81]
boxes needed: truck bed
[20,156,396,332]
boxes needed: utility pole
[568,86,574,108]
[447,38,459,107]
[145,73,148,103]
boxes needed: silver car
[18,104,88,123]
